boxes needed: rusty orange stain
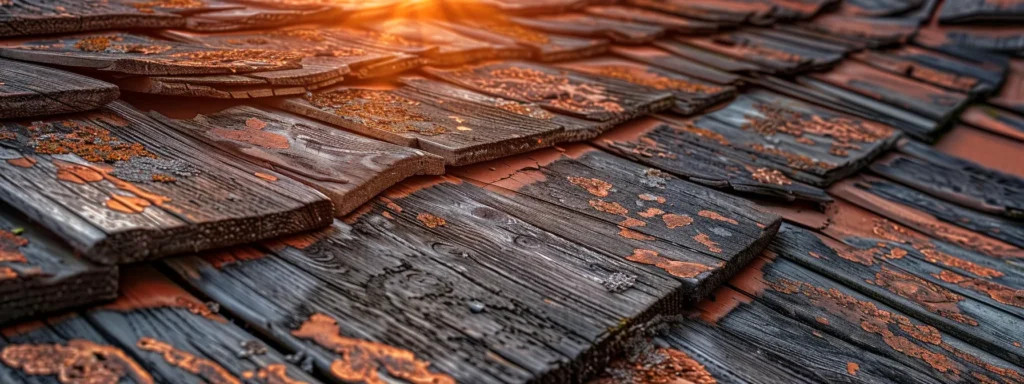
[932,270,1024,309]
[138,337,240,384]
[0,267,17,280]
[871,266,978,326]
[638,193,666,204]
[0,229,29,263]
[698,210,738,225]
[619,217,646,228]
[751,167,792,185]
[106,194,152,214]
[816,316,830,325]
[808,251,823,259]
[31,120,156,163]
[626,249,713,279]
[381,211,394,220]
[1014,342,1022,348]
[254,172,278,182]
[242,364,307,384]
[1,339,154,384]
[291,313,455,384]
[693,233,722,253]
[619,227,654,241]
[383,176,461,199]
[54,160,104,184]
[638,208,664,218]
[593,346,717,384]
[379,197,403,213]
[698,286,752,324]
[267,227,338,251]
[103,266,225,322]
[6,156,36,168]
[590,199,629,216]
[417,212,447,228]
[203,247,266,269]
[567,176,613,197]
[847,362,859,376]
[662,214,693,229]
[211,117,290,149]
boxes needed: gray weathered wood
[0,58,119,120]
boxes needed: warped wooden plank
[0,0,184,37]
[771,224,1024,367]
[182,4,336,33]
[0,201,116,325]
[153,105,445,216]
[436,18,609,62]
[0,101,332,264]
[832,175,1024,251]
[730,254,1024,383]
[555,56,737,116]
[361,19,529,65]
[853,46,1004,95]
[0,58,118,120]
[510,13,665,45]
[649,39,762,76]
[593,117,833,203]
[397,76,612,142]
[960,105,1024,142]
[85,266,322,383]
[424,60,674,123]
[598,290,941,384]
[1,314,154,384]
[0,33,304,76]
[679,33,825,74]
[938,0,1024,24]
[453,143,783,301]
[114,75,338,99]
[273,81,565,166]
[796,14,918,47]
[811,61,971,126]
[582,5,723,34]
[872,141,1024,219]
[164,176,690,383]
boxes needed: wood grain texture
[424,60,674,123]
[582,5,723,34]
[872,141,1024,219]
[625,0,758,24]
[0,101,333,265]
[273,81,566,166]
[510,13,665,45]
[938,0,1024,24]
[181,4,337,33]
[594,117,833,203]
[164,176,696,383]
[853,46,1004,96]
[680,32,832,74]
[454,143,783,302]
[0,201,117,325]
[0,33,305,76]
[361,18,529,66]
[729,254,1024,384]
[436,18,610,62]
[960,105,1024,142]
[555,57,737,116]
[153,105,445,217]
[0,58,119,120]
[0,0,184,37]
[85,266,322,384]
[796,14,918,47]
[642,41,759,79]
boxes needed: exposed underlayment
[0,0,1022,383]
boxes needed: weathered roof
[0,0,1022,383]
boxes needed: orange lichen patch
[103,266,225,322]
[847,362,860,376]
[74,36,115,52]
[751,167,792,185]
[619,227,655,241]
[210,118,290,150]
[749,143,834,171]
[6,156,37,168]
[31,120,156,163]
[590,199,629,216]
[619,217,646,228]
[53,160,104,184]
[626,249,713,279]
[594,65,723,94]
[768,277,963,376]
[106,194,152,214]
[465,66,624,114]
[1,339,154,384]
[131,0,204,13]
[241,364,306,384]
[638,193,666,204]
[151,174,176,183]
[674,122,730,146]
[168,49,302,68]
[306,89,447,136]
[698,210,738,225]
[638,208,664,218]
[594,347,717,384]
[0,229,29,263]
[494,100,555,119]
[870,267,978,326]
[203,247,266,269]
[292,313,455,384]
[933,270,1024,309]
[378,197,403,213]
[864,217,1005,279]
[417,212,446,228]
[137,337,240,384]
[662,214,693,229]
[0,267,16,280]
[693,233,722,253]
[253,172,278,182]
[567,176,613,197]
